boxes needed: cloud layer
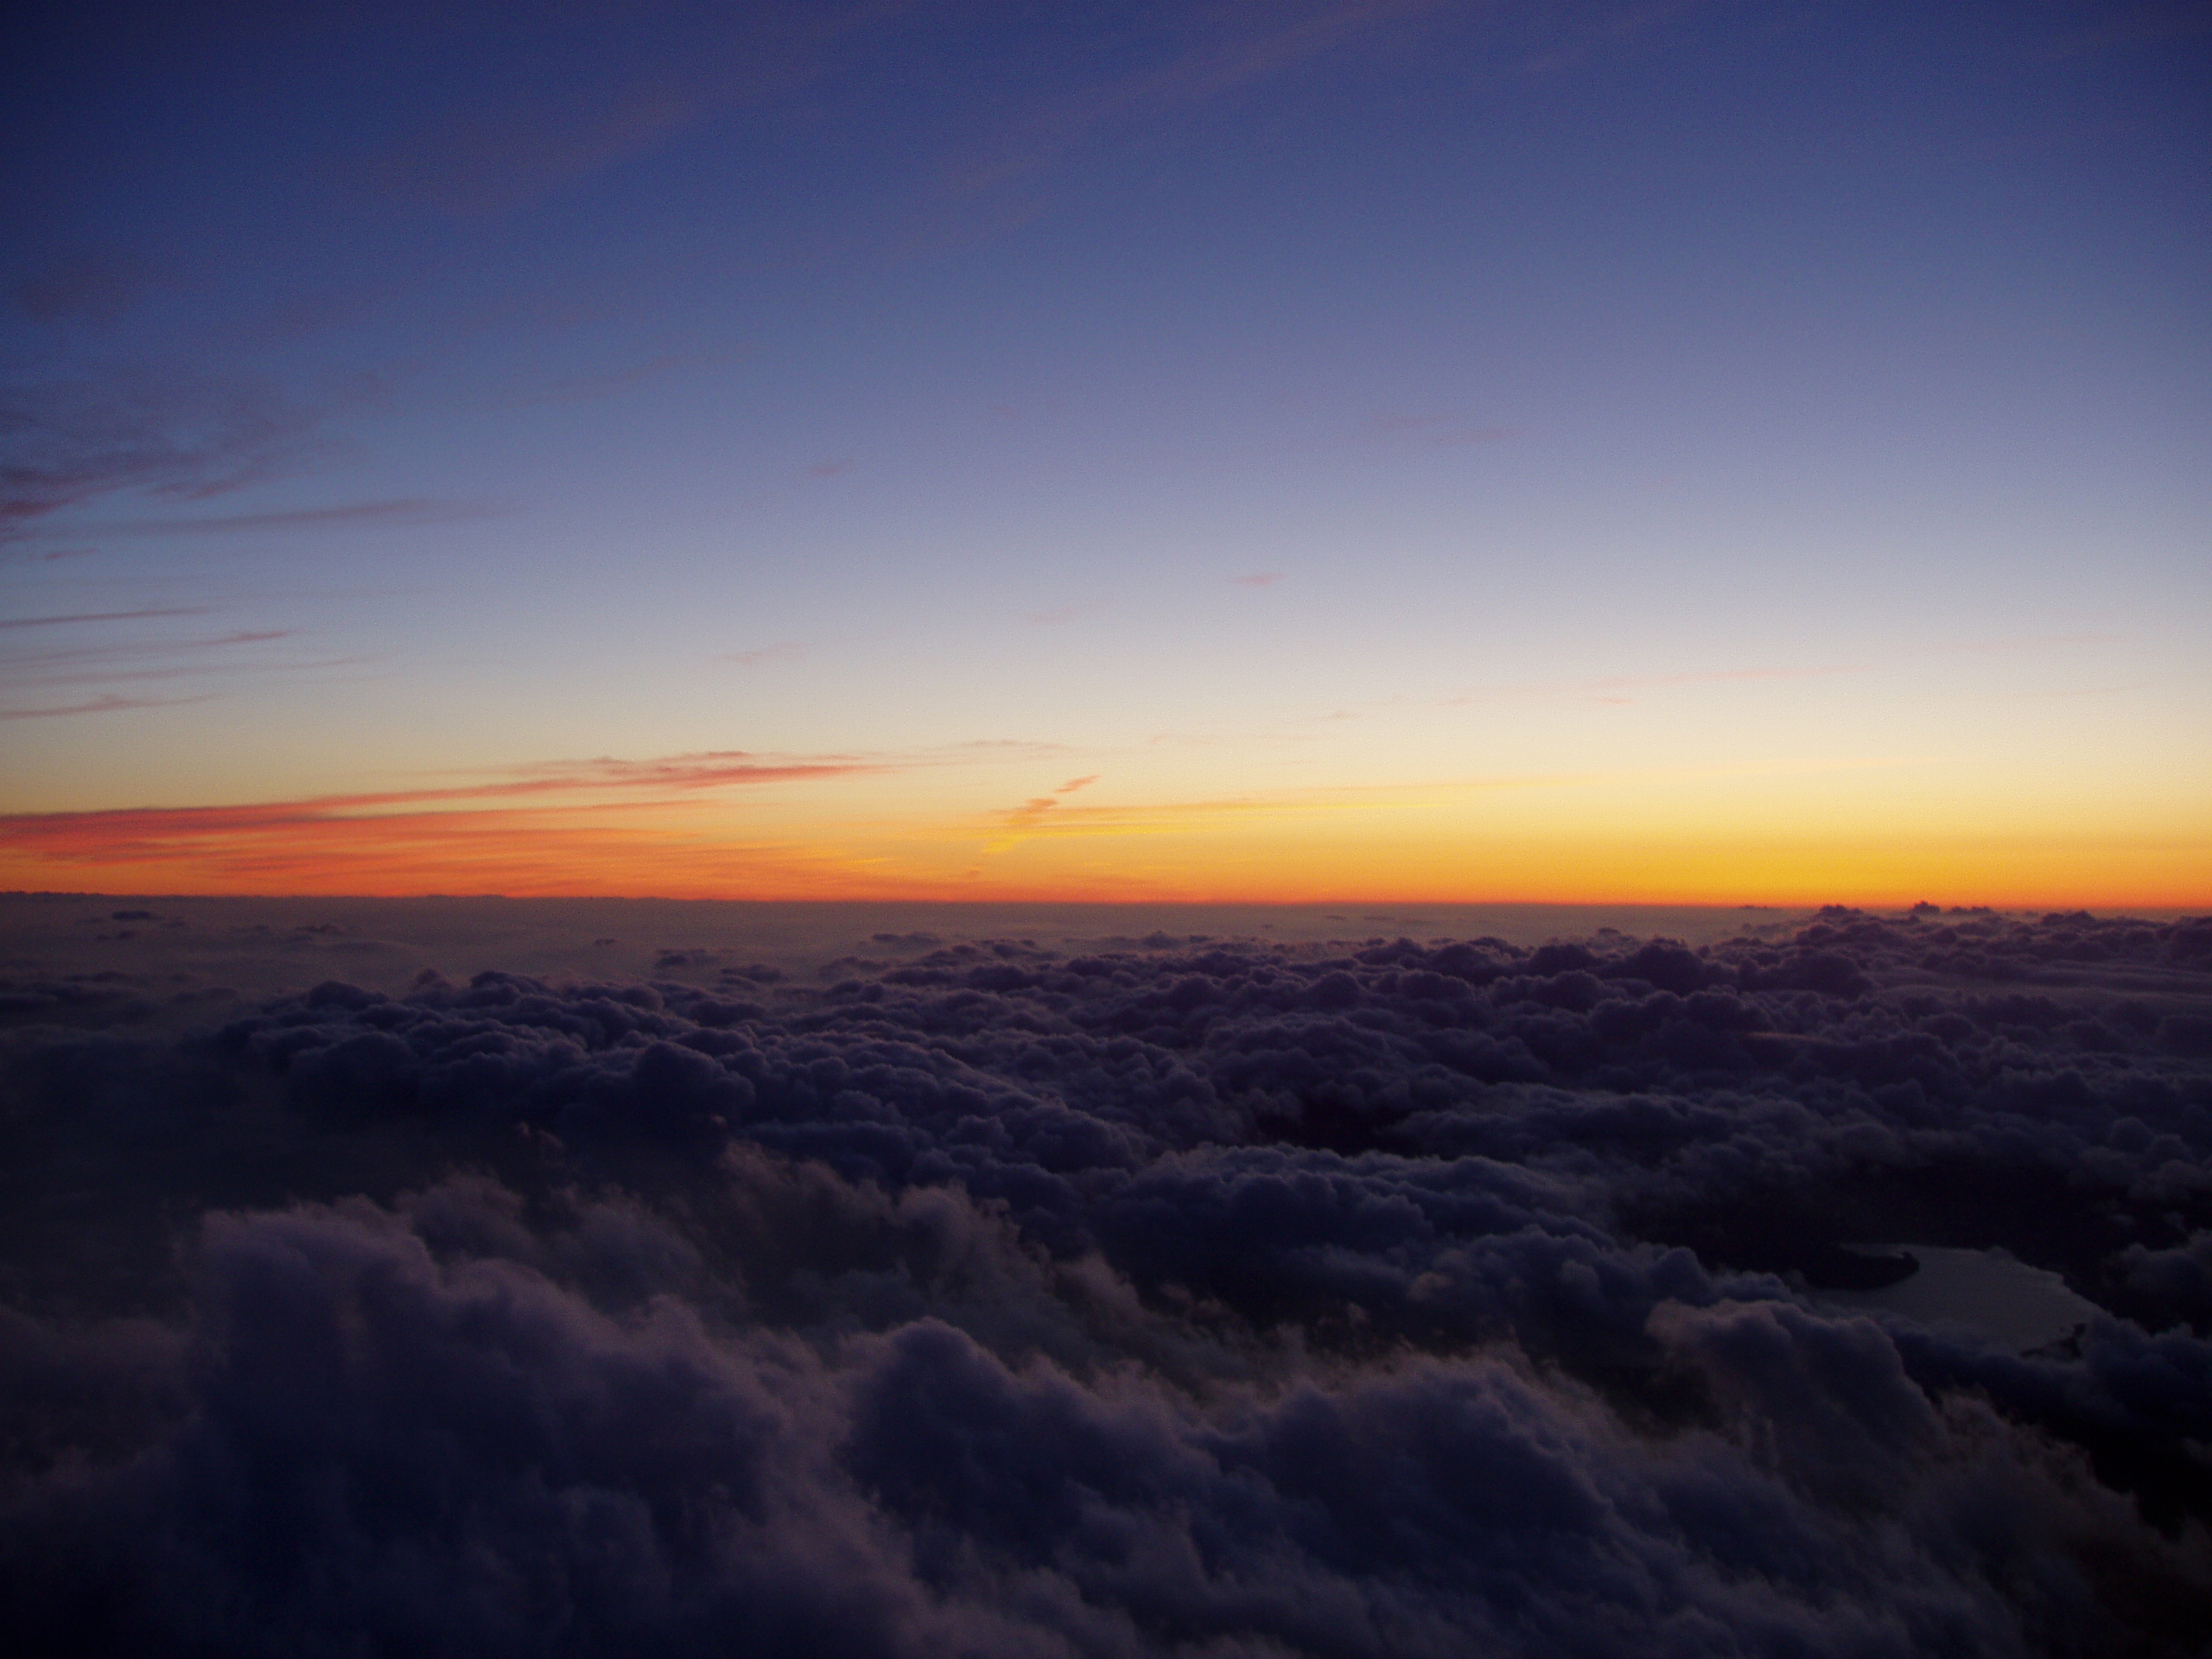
[3,907,2209,1654]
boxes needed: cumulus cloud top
[3,907,2209,1654]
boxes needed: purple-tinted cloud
[363,86,704,218]
[73,498,501,536]
[8,251,164,324]
[0,607,211,631]
[2,909,2209,1650]
[0,368,329,538]
[4,655,365,694]
[3,629,297,672]
[0,621,362,706]
[952,0,1457,196]
[725,641,809,667]
[350,3,905,219]
[0,690,220,721]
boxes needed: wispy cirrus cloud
[0,691,220,721]
[0,365,480,546]
[0,799,908,896]
[3,629,299,675]
[8,250,167,324]
[2,749,886,828]
[362,86,704,218]
[0,607,211,631]
[0,618,365,714]
[725,641,810,667]
[988,778,1484,844]
[352,3,909,219]
[72,498,502,536]
[982,758,1923,847]
[951,0,1455,197]
[0,367,330,539]
[0,748,905,883]
[0,610,362,716]
[493,752,883,795]
[3,655,367,699]
[986,772,1103,849]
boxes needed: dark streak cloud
[3,655,367,694]
[0,749,900,864]
[0,607,211,630]
[347,3,906,219]
[3,628,295,669]
[950,0,1457,197]
[0,368,328,539]
[0,690,220,721]
[8,251,164,324]
[78,498,503,535]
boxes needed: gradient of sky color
[3,0,2207,904]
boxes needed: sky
[3,0,2207,905]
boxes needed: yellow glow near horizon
[3,761,2203,907]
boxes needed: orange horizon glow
[5,777,2204,912]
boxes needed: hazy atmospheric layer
[3,902,2210,1656]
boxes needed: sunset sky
[3,0,2207,904]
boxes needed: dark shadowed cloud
[346,2,914,219]
[948,0,1459,198]
[0,607,211,630]
[75,499,503,535]
[2,906,2209,1653]
[0,368,329,538]
[4,628,296,669]
[0,690,220,721]
[8,251,166,324]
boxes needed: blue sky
[3,1,2207,900]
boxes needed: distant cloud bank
[3,906,2209,1654]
